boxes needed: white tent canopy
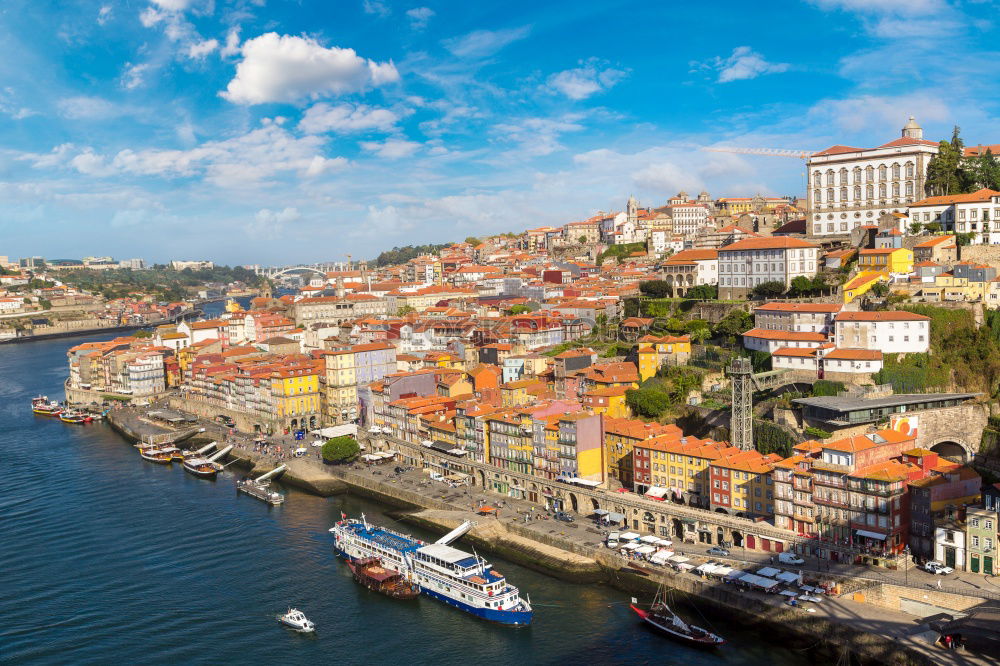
[756,566,781,578]
[644,486,668,499]
[636,545,657,554]
[619,532,641,541]
[640,535,661,543]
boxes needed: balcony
[813,496,849,509]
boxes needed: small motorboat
[630,587,724,647]
[139,447,178,464]
[278,608,315,633]
[32,396,64,416]
[347,557,420,600]
[59,410,93,424]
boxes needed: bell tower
[901,116,923,140]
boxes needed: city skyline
[1,0,998,264]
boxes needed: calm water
[0,326,809,665]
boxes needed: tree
[969,148,1000,191]
[925,221,942,233]
[870,282,890,297]
[956,232,976,246]
[464,236,481,246]
[577,235,588,244]
[625,387,671,418]
[925,126,967,196]
[685,321,711,345]
[909,222,923,234]
[639,280,673,298]
[685,284,718,300]
[751,281,786,299]
[713,309,752,338]
[396,305,416,316]
[322,436,360,464]
[788,275,814,298]
[508,305,530,315]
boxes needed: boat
[59,410,93,424]
[182,457,224,478]
[278,608,315,633]
[347,557,420,600]
[139,447,178,464]
[630,587,724,647]
[330,515,533,625]
[31,396,63,416]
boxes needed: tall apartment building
[718,237,819,299]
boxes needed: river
[0,312,809,665]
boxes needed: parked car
[778,552,805,565]
[924,561,954,575]
[553,511,574,523]
[706,546,730,557]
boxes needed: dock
[237,464,287,505]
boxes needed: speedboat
[278,608,315,633]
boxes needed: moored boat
[59,410,93,424]
[630,588,724,647]
[139,447,178,464]
[32,396,64,416]
[347,557,420,600]
[182,457,223,478]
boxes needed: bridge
[254,262,345,279]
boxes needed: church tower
[626,194,638,224]
[902,116,923,140]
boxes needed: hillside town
[45,117,1000,584]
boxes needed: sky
[0,0,998,266]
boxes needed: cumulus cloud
[702,46,790,83]
[97,5,112,25]
[221,33,400,105]
[360,138,421,159]
[548,59,628,100]
[187,38,219,59]
[221,27,241,57]
[406,7,435,29]
[443,26,531,59]
[299,103,402,134]
[150,0,194,10]
[808,0,959,39]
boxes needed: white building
[718,236,819,300]
[833,311,930,353]
[935,523,967,573]
[669,203,710,236]
[822,348,883,374]
[0,296,25,312]
[807,117,938,237]
[742,328,829,354]
[908,188,1000,244]
[660,249,718,291]
[127,354,166,396]
[753,302,843,334]
[648,230,685,257]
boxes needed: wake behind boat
[330,515,532,625]
[630,587,724,647]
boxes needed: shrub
[811,380,845,397]
[804,426,832,440]
[322,436,360,464]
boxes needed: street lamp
[904,545,911,586]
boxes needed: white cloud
[97,5,112,25]
[187,38,219,59]
[406,7,434,29]
[299,103,402,134]
[150,0,194,10]
[57,96,121,120]
[808,0,960,39]
[443,26,531,59]
[493,115,586,158]
[360,138,421,159]
[140,7,166,27]
[806,93,951,134]
[70,151,112,176]
[548,60,628,100]
[221,27,241,57]
[809,0,944,15]
[704,46,790,83]
[221,33,400,105]
[248,206,301,239]
[122,63,152,89]
[362,0,390,17]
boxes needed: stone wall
[853,583,982,615]
[958,244,1000,267]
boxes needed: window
[987,520,994,530]
[972,535,980,547]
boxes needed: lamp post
[904,545,911,586]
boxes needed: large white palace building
[806,117,938,237]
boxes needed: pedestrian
[936,578,942,590]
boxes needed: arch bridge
[255,263,341,279]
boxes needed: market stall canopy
[619,532,641,541]
[644,486,668,499]
[593,509,609,516]
[607,512,626,523]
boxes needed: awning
[640,535,661,543]
[429,440,453,453]
[622,542,641,550]
[776,571,800,583]
[668,555,690,563]
[644,486,668,499]
[855,529,887,540]
[756,567,781,578]
[607,512,626,523]
[636,545,657,554]
[593,509,610,516]
[570,478,601,488]
[620,532,641,540]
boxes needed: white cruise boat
[330,516,532,625]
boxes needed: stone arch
[569,493,579,514]
[731,530,743,547]
[717,527,726,547]
[590,497,601,512]
[930,439,971,463]
[268,266,328,279]
[714,507,728,514]
[477,470,487,488]
[672,518,683,538]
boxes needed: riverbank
[107,410,968,665]
[0,307,204,345]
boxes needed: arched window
[866,184,873,199]
[892,183,900,197]
[878,165,887,181]
[866,166,874,182]
[879,184,886,198]
[814,189,822,203]
[853,167,862,184]
[854,185,861,199]
[892,163,901,179]
[840,186,848,201]
[905,162,914,178]
[840,168,848,186]
[826,171,835,186]
[827,188,834,202]
[813,171,821,186]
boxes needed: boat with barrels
[139,447,179,464]
[347,557,420,600]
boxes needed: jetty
[237,464,286,505]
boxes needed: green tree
[909,222,923,234]
[639,280,673,298]
[577,235,588,244]
[870,282,890,297]
[925,221,942,233]
[508,304,531,315]
[751,281,786,299]
[396,305,416,316]
[464,236,481,246]
[625,387,671,418]
[322,436,360,464]
[788,275,814,297]
[713,309,752,338]
[685,284,718,299]
[926,126,966,196]
[969,148,1000,191]
[685,320,711,344]
[956,232,976,246]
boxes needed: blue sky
[0,0,998,265]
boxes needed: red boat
[630,588,724,647]
[347,557,420,600]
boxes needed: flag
[630,597,637,604]
[341,511,347,520]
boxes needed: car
[706,546,730,557]
[553,511,574,523]
[924,561,954,575]
[778,553,805,565]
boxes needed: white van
[606,531,620,549]
[778,552,805,565]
